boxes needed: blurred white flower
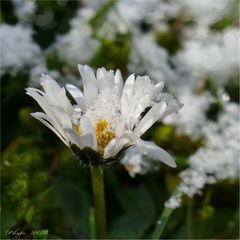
[26,65,182,167]
[164,89,213,138]
[115,0,182,27]
[174,27,239,87]
[169,102,240,202]
[120,146,149,177]
[0,24,42,75]
[121,143,170,177]
[182,0,231,27]
[55,23,100,66]
[11,0,36,23]
[128,34,177,84]
[29,64,60,87]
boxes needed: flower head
[26,65,182,167]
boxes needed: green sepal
[70,144,128,167]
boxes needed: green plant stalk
[199,188,212,237]
[152,207,174,239]
[91,166,107,239]
[187,199,193,239]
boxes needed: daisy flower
[26,65,182,167]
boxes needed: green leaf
[109,213,149,239]
[170,208,237,239]
[109,184,157,238]
[151,207,174,239]
[115,184,156,221]
[52,177,90,236]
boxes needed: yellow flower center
[95,119,116,155]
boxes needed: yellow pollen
[74,124,81,135]
[95,119,115,155]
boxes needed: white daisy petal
[26,88,62,125]
[134,102,167,136]
[31,112,69,146]
[40,74,73,115]
[121,74,135,116]
[140,141,176,168]
[96,67,115,90]
[52,107,72,128]
[103,134,130,159]
[114,69,123,96]
[63,128,84,149]
[162,103,184,119]
[80,115,97,151]
[40,74,61,99]
[65,84,86,110]
[152,81,165,99]
[78,64,98,106]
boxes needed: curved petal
[96,67,115,91]
[134,102,167,136]
[78,65,98,106]
[114,69,123,96]
[51,106,72,128]
[65,84,86,110]
[103,134,130,159]
[64,128,92,149]
[127,132,176,168]
[121,74,135,116]
[161,103,184,119]
[140,141,176,168]
[40,74,61,99]
[31,112,69,146]
[40,74,73,115]
[26,88,65,130]
[152,81,164,99]
[80,115,97,151]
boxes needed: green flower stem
[88,207,96,239]
[91,166,107,239]
[152,207,174,239]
